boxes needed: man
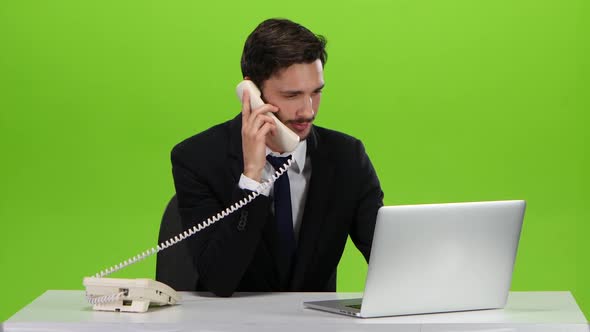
[171,18,384,297]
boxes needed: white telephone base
[83,277,181,313]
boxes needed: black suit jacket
[171,115,383,296]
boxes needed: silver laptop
[304,200,526,318]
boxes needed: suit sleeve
[349,140,384,262]
[171,145,272,297]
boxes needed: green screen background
[1,0,588,322]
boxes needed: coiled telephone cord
[90,159,293,279]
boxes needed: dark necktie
[266,155,296,284]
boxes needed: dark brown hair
[240,18,327,88]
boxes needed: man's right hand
[241,88,278,182]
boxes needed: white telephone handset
[236,80,300,153]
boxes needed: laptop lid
[360,200,526,317]
[303,200,526,318]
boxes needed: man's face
[260,59,324,141]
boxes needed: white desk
[2,291,588,332]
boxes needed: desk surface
[3,291,589,332]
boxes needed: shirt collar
[266,140,307,174]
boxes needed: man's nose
[299,96,314,118]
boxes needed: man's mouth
[291,121,311,132]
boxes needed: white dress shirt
[238,141,311,242]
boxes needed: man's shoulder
[312,125,362,148]
[172,116,239,159]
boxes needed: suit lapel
[290,127,335,289]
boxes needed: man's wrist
[239,173,270,196]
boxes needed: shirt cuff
[239,173,271,197]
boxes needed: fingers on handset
[251,104,278,118]
[242,90,278,116]
[241,90,278,137]
[252,112,276,133]
[258,121,277,139]
[247,104,278,132]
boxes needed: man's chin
[266,126,311,153]
[298,131,311,141]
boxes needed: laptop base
[303,298,363,317]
